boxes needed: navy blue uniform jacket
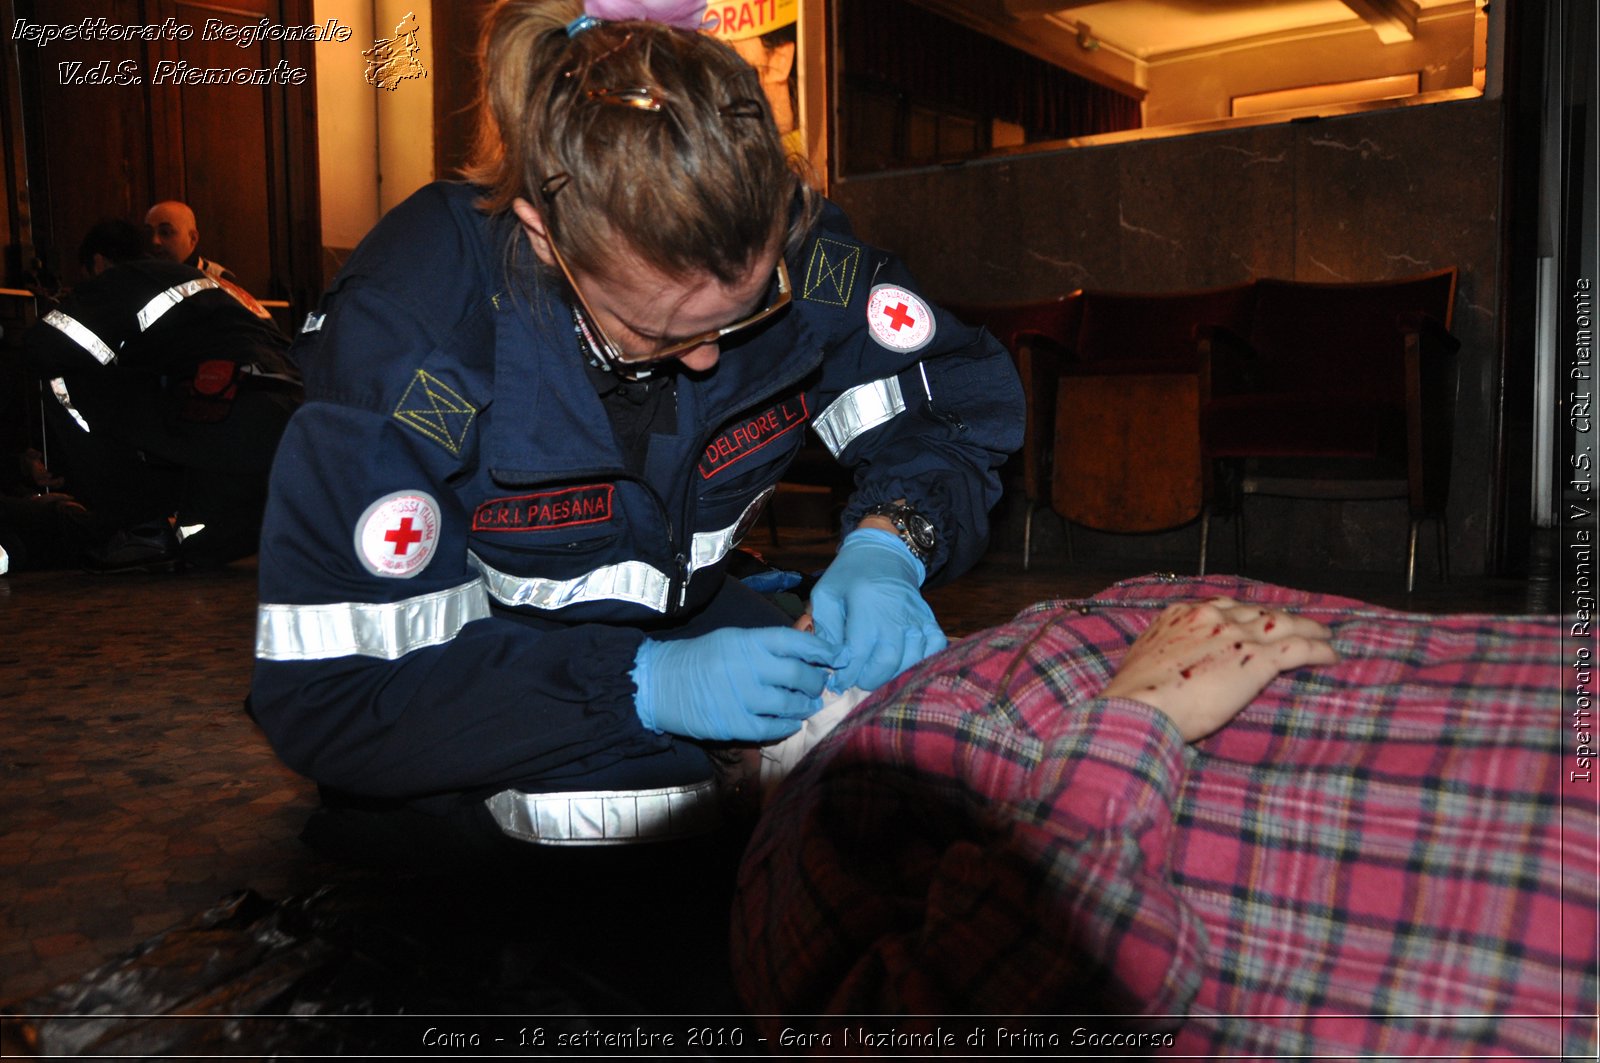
[251,182,1023,802]
[26,259,296,451]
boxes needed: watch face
[866,503,936,557]
[905,512,937,552]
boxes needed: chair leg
[1436,515,1450,583]
[1062,515,1074,565]
[1234,504,1247,574]
[1198,508,1210,576]
[1406,518,1420,594]
[1023,500,1036,571]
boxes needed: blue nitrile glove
[809,527,948,693]
[632,626,841,742]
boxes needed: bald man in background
[145,200,280,325]
[145,200,237,283]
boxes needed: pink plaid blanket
[733,575,1598,1057]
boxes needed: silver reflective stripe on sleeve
[484,780,721,845]
[48,378,92,433]
[42,310,117,365]
[136,278,220,331]
[812,374,906,458]
[469,552,672,613]
[239,364,301,385]
[255,578,492,661]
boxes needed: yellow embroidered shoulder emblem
[802,238,861,307]
[394,370,476,455]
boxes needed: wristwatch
[861,501,938,563]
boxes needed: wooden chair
[1053,284,1254,544]
[1198,268,1460,591]
[945,294,1080,568]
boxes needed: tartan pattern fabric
[733,575,1599,1058]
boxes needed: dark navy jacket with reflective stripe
[250,181,1023,802]
[25,259,296,452]
[26,259,293,387]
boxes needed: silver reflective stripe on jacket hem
[813,375,906,458]
[484,780,721,845]
[42,310,117,365]
[137,278,220,331]
[470,553,672,612]
[468,492,772,614]
[255,578,492,661]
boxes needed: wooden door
[10,0,321,310]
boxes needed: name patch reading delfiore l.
[699,395,809,480]
[472,484,615,532]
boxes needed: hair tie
[566,14,602,36]
[580,0,709,32]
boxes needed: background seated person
[24,219,301,570]
[145,199,276,323]
[145,199,235,283]
[733,574,1597,1060]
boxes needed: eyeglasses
[546,239,791,368]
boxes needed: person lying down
[733,573,1598,1059]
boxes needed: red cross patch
[865,284,935,353]
[355,490,441,578]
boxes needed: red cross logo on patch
[882,301,917,331]
[384,517,424,555]
[866,284,936,353]
[356,491,441,578]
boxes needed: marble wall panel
[1112,123,1299,289]
[830,144,1123,301]
[999,145,1124,294]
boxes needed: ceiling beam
[1338,0,1419,43]
[1001,0,1097,18]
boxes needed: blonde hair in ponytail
[463,0,818,284]
[463,0,581,214]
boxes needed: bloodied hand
[1100,597,1339,741]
